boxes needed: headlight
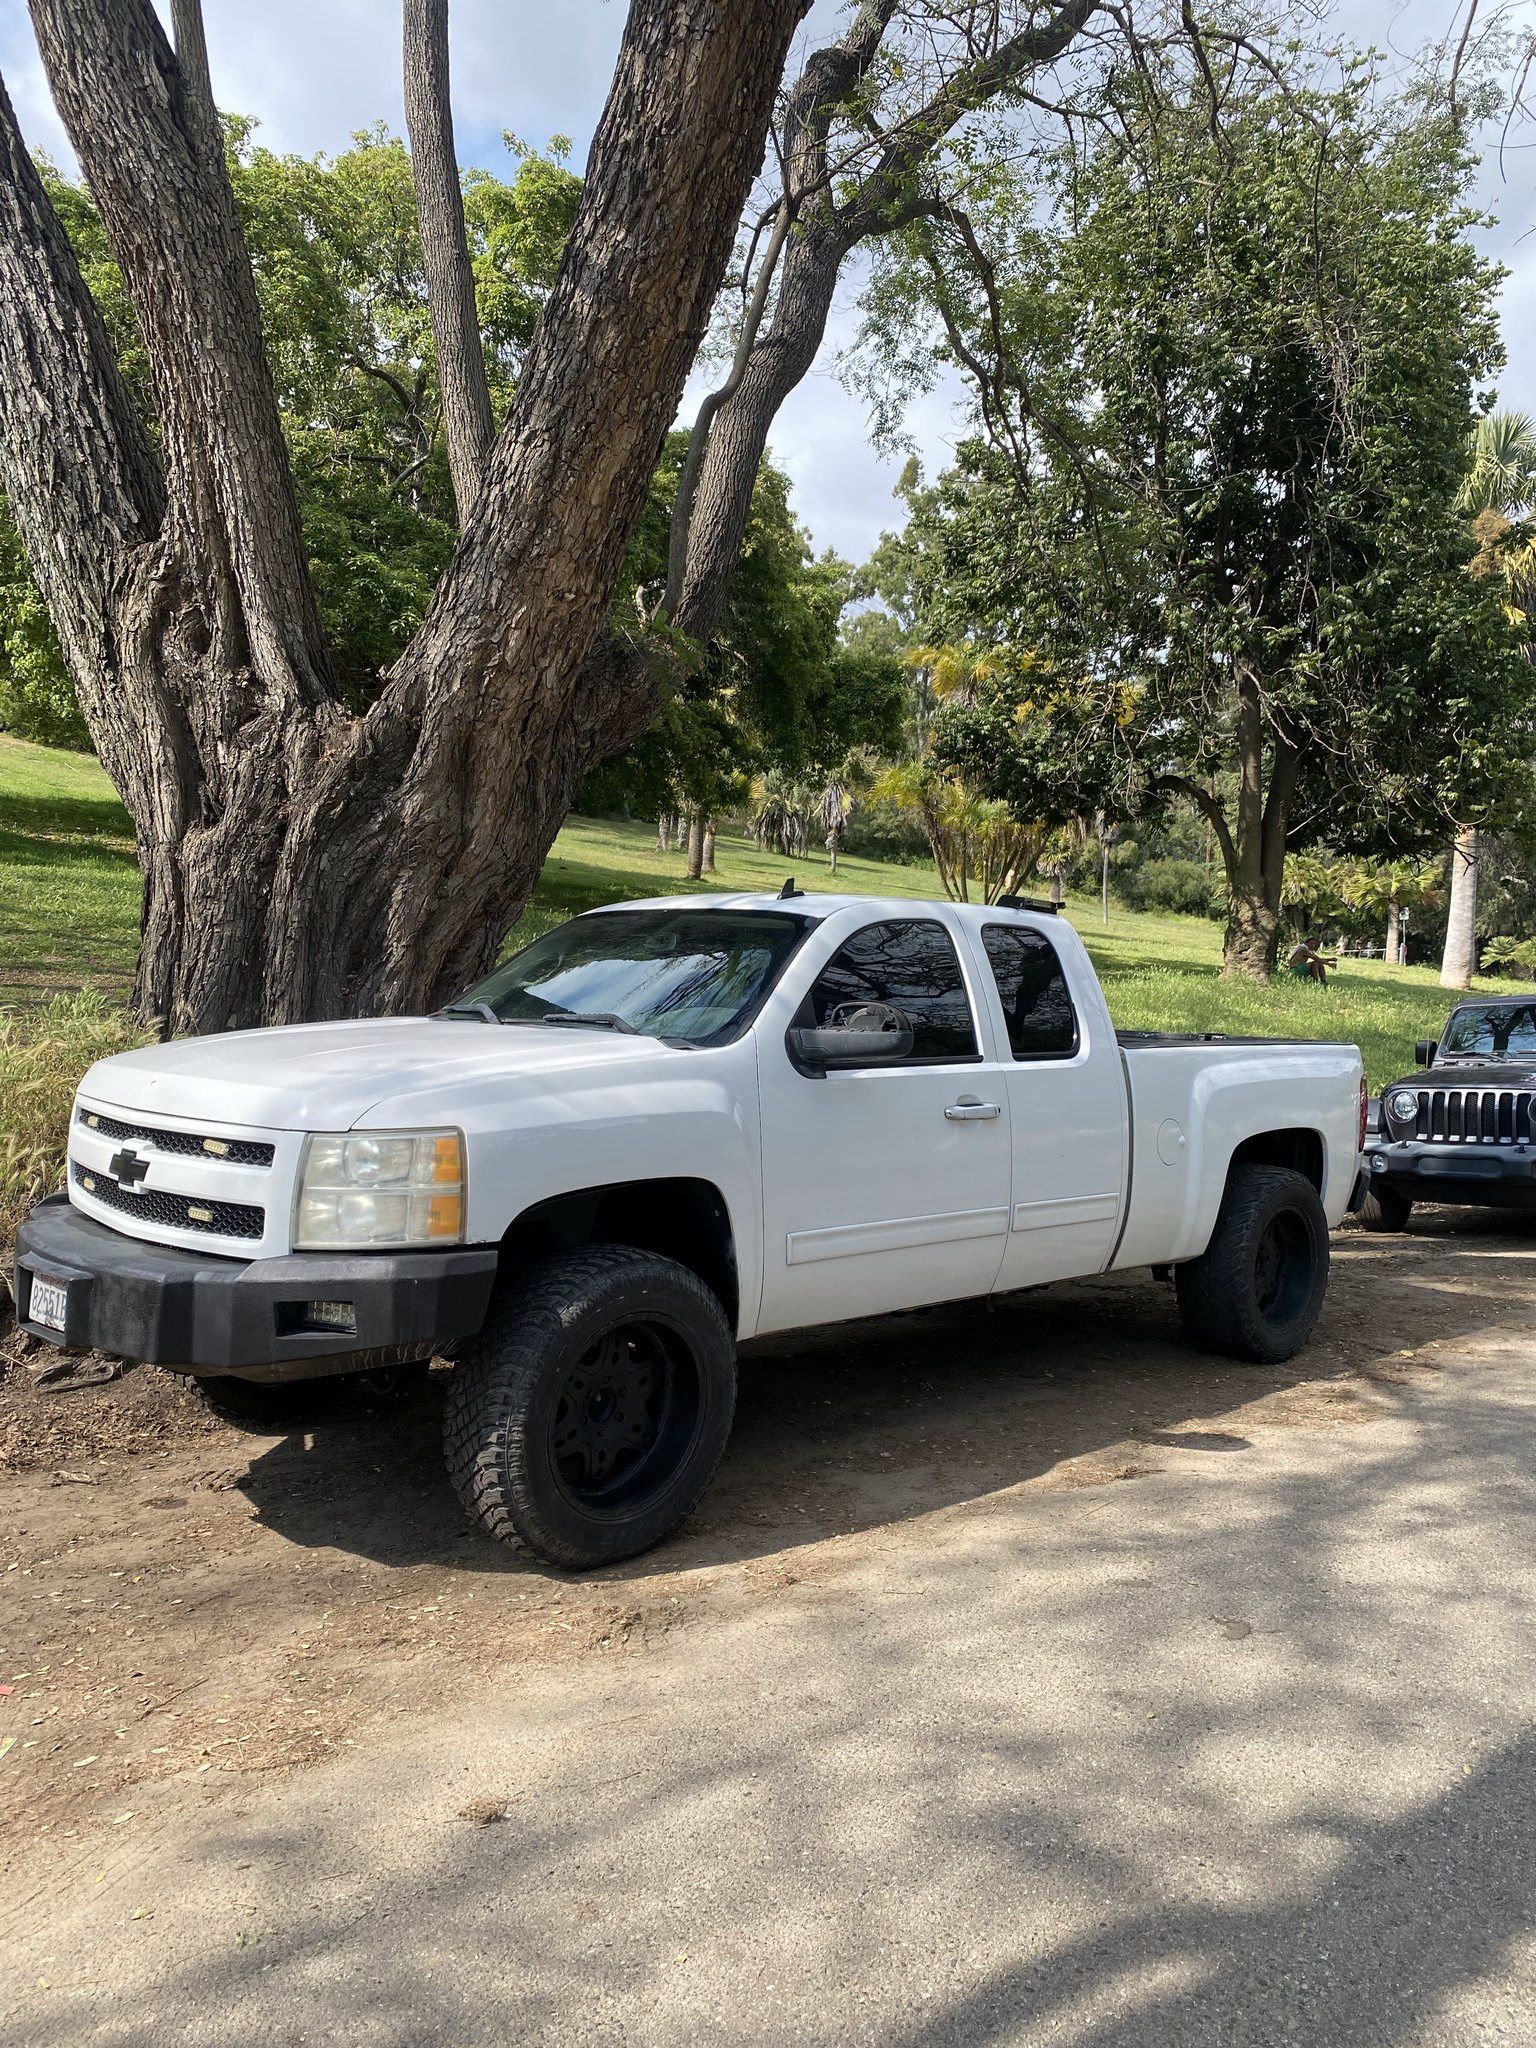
[293,1129,465,1249]
[1388,1091,1419,1124]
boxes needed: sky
[1,0,1532,565]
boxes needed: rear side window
[982,925,1078,1059]
[800,920,978,1062]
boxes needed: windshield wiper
[435,1002,502,1026]
[536,1010,639,1034]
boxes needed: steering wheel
[826,1001,910,1037]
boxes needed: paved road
[8,1267,1536,2044]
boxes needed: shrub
[0,994,145,1262]
[1120,858,1225,919]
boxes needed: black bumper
[1362,1140,1536,1210]
[12,1195,500,1380]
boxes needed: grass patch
[0,735,1505,1101]
[0,992,147,1256]
[0,734,139,1012]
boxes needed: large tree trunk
[1385,898,1400,965]
[403,0,494,521]
[701,818,716,872]
[2,0,810,1033]
[1440,825,1480,989]
[685,808,705,880]
[1217,670,1296,981]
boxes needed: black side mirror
[789,1003,914,1072]
[1415,1039,1437,1068]
[789,1023,914,1071]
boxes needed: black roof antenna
[778,876,803,899]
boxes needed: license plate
[28,1275,68,1333]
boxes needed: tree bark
[4,0,811,1032]
[685,808,705,880]
[1440,825,1480,989]
[702,818,717,872]
[403,0,495,521]
[1212,669,1297,980]
[1385,898,1400,965]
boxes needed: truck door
[972,921,1127,1288]
[755,915,1013,1335]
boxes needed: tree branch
[403,0,494,521]
[1151,772,1237,877]
[839,0,1101,241]
[28,0,333,709]
[665,196,793,614]
[0,68,163,672]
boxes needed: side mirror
[789,1005,914,1072]
[1415,1039,1437,1068]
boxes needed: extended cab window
[459,910,809,1047]
[797,920,978,1063]
[982,925,1078,1059]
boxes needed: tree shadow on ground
[20,1265,1536,2046]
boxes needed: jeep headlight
[1388,1091,1419,1125]
[294,1130,465,1249]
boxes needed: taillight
[1359,1074,1369,1152]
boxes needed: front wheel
[1358,1184,1413,1233]
[1175,1164,1330,1364]
[442,1246,737,1569]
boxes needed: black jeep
[1361,998,1536,1230]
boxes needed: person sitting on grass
[1286,933,1336,985]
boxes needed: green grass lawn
[0,732,1506,1090]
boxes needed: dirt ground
[3,1207,1532,1922]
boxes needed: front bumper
[13,1194,499,1380]
[1363,1138,1536,1209]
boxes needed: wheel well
[499,1178,738,1328]
[1228,1127,1325,1192]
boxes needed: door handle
[945,1100,1002,1121]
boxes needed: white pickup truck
[15,890,1365,1567]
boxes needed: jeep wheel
[1175,1164,1330,1364]
[1358,1185,1413,1233]
[443,1246,737,1569]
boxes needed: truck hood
[79,1017,673,1132]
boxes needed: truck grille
[76,1107,275,1169]
[71,1160,265,1240]
[1411,1087,1535,1145]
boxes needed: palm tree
[1441,413,1536,988]
[1343,858,1441,965]
[1457,412,1536,519]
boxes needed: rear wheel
[443,1246,737,1569]
[1175,1164,1330,1364]
[1358,1185,1413,1233]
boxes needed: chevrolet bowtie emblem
[108,1147,150,1188]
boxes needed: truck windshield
[455,909,811,1047]
[1442,1004,1536,1058]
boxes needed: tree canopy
[859,43,1532,975]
